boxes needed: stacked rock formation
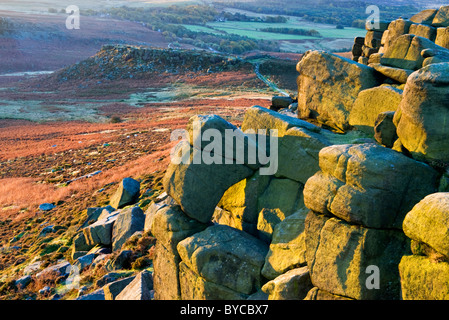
[302,143,437,299]
[149,5,449,300]
[400,193,449,299]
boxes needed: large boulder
[151,204,208,252]
[305,211,410,300]
[111,206,145,251]
[82,211,120,247]
[103,276,135,300]
[403,193,449,259]
[261,267,313,300]
[399,255,449,300]
[393,62,449,163]
[303,144,438,229]
[296,50,381,132]
[109,178,141,209]
[186,114,260,170]
[275,127,331,184]
[381,18,413,53]
[178,261,248,300]
[349,85,403,133]
[115,270,153,300]
[410,9,438,25]
[432,6,449,27]
[177,225,268,299]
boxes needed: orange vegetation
[0,97,269,219]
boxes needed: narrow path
[253,63,290,97]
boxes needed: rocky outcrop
[400,193,449,300]
[380,34,442,70]
[304,143,438,229]
[151,204,207,300]
[296,50,381,132]
[304,211,410,300]
[300,143,439,300]
[26,5,449,302]
[393,63,449,164]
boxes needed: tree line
[259,27,322,37]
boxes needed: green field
[181,24,226,36]
[197,17,366,41]
[182,16,366,52]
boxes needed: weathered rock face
[256,178,304,242]
[177,225,268,299]
[380,19,413,54]
[163,142,255,224]
[304,143,438,229]
[275,127,331,184]
[380,35,442,70]
[410,9,438,25]
[109,177,141,209]
[242,106,331,185]
[261,267,313,300]
[399,192,449,300]
[399,255,449,300]
[394,63,449,164]
[215,169,271,236]
[436,27,449,49]
[305,211,410,300]
[410,23,437,42]
[349,85,402,133]
[103,276,135,300]
[82,211,119,247]
[115,271,153,300]
[186,114,260,170]
[432,6,449,27]
[111,206,145,251]
[151,204,207,300]
[296,50,381,132]
[403,193,449,260]
[261,209,308,280]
